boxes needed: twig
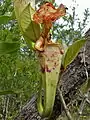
[76,96,86,120]
[86,98,90,104]
[76,91,89,120]
[83,46,88,80]
[58,87,73,120]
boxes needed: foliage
[63,39,86,68]
[0,15,11,25]
[0,52,41,119]
[14,0,40,48]
[0,0,41,119]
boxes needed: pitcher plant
[14,0,67,117]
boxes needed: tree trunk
[14,29,90,120]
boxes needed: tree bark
[14,29,90,120]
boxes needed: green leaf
[19,4,35,31]
[63,40,86,68]
[23,21,40,42]
[14,1,40,43]
[0,90,21,95]
[0,15,11,25]
[11,10,16,20]
[0,42,20,55]
[23,36,35,50]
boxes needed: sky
[55,0,90,33]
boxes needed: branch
[58,87,73,120]
[76,91,90,120]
